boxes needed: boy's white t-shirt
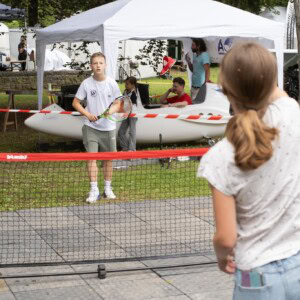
[75,76,121,131]
[198,97,300,270]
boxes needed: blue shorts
[233,251,300,300]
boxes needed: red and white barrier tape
[0,108,231,121]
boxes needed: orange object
[160,56,176,76]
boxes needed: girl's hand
[218,254,236,274]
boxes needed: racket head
[107,95,132,122]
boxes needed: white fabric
[44,49,71,71]
[0,22,9,33]
[35,0,285,109]
[197,96,300,270]
[75,76,121,131]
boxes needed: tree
[217,0,289,14]
[135,40,168,75]
[1,0,113,27]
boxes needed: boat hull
[25,83,230,144]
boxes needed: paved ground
[0,198,234,299]
[0,256,234,300]
[0,198,214,265]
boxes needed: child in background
[118,77,138,151]
[198,43,300,299]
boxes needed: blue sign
[218,38,233,55]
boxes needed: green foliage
[2,20,21,28]
[1,0,114,27]
[216,0,289,14]
[135,40,168,75]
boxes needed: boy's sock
[90,181,98,191]
[104,180,112,191]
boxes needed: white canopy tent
[36,0,284,109]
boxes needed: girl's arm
[211,186,237,274]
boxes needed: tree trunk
[294,0,300,102]
[27,0,39,27]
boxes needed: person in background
[73,52,122,203]
[159,77,192,108]
[198,42,300,299]
[18,35,27,71]
[185,38,210,103]
[118,76,138,151]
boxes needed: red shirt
[167,93,192,105]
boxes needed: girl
[198,43,300,299]
[118,76,138,151]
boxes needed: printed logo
[91,90,97,97]
[6,155,28,160]
[218,38,233,55]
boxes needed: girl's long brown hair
[220,43,278,171]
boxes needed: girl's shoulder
[264,96,300,127]
[202,138,234,166]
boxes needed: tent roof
[36,0,285,110]
[37,0,284,44]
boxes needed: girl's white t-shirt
[75,76,122,131]
[198,97,300,270]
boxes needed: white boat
[25,83,230,144]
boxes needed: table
[9,61,25,71]
[3,90,35,132]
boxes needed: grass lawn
[1,160,210,211]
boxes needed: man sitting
[159,77,192,107]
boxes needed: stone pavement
[0,197,234,299]
[0,198,214,266]
[0,255,234,300]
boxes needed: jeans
[233,251,300,300]
[118,117,137,151]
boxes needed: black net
[0,149,214,266]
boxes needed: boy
[73,52,121,203]
[159,77,192,107]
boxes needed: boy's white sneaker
[103,189,116,199]
[86,189,100,203]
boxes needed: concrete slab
[1,260,235,300]
[84,277,183,300]
[141,256,214,276]
[0,279,10,293]
[0,293,16,300]
[190,289,233,300]
[149,296,190,300]
[59,248,132,261]
[163,266,234,295]
[0,212,26,231]
[0,279,15,300]
[13,286,103,300]
[3,265,86,293]
[0,228,64,265]
[18,207,86,228]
